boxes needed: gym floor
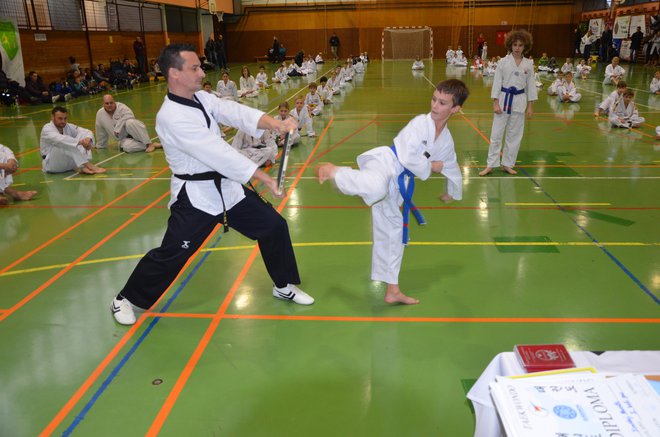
[1,59,659,436]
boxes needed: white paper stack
[489,373,660,437]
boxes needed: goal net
[382,26,433,60]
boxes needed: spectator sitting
[49,78,73,102]
[148,59,164,82]
[71,70,91,97]
[25,71,60,103]
[92,64,111,89]
[122,59,140,84]
[0,62,37,105]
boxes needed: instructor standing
[329,32,340,60]
[111,43,313,325]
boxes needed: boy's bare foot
[502,166,517,175]
[317,163,338,184]
[0,195,7,205]
[385,284,419,305]
[478,167,493,176]
[440,193,453,202]
[5,188,37,201]
[81,163,107,174]
[145,141,162,153]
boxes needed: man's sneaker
[111,297,136,325]
[272,284,314,305]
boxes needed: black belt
[173,171,270,233]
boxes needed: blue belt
[390,145,426,245]
[501,86,525,114]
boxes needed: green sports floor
[1,60,659,436]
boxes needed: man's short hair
[52,106,68,115]
[435,79,469,107]
[158,43,196,80]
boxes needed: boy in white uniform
[604,57,625,85]
[446,46,455,64]
[291,96,315,137]
[575,59,591,79]
[304,82,324,116]
[216,71,238,100]
[315,52,324,64]
[40,106,106,175]
[316,79,468,305]
[557,71,581,102]
[560,58,574,74]
[317,76,334,104]
[0,144,37,205]
[255,65,269,89]
[547,71,565,96]
[272,65,288,83]
[479,29,537,176]
[412,56,425,70]
[650,70,660,94]
[595,80,627,117]
[609,89,645,128]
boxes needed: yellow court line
[505,202,612,206]
[3,241,659,278]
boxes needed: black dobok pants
[119,185,300,309]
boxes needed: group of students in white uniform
[196,56,365,169]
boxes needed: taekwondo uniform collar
[167,91,211,128]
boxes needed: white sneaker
[111,297,136,325]
[272,284,314,305]
[308,132,316,137]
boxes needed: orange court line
[0,167,169,275]
[15,147,40,158]
[40,224,223,436]
[309,118,374,164]
[146,312,660,324]
[146,116,335,436]
[461,113,490,144]
[0,189,170,322]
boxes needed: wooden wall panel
[223,24,574,63]
[18,30,195,82]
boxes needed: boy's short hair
[616,80,627,89]
[622,89,635,97]
[319,76,328,83]
[279,101,289,109]
[309,82,317,88]
[435,79,469,107]
[259,65,265,69]
[295,96,305,102]
[202,81,211,87]
[504,29,533,54]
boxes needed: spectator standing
[216,35,228,70]
[600,24,613,63]
[630,26,644,63]
[133,36,147,75]
[329,32,340,60]
[476,33,486,58]
[205,36,218,66]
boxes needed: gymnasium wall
[18,30,201,83]
[222,3,578,63]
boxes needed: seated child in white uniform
[318,76,334,104]
[609,89,644,128]
[560,58,574,74]
[238,66,259,98]
[412,57,425,70]
[272,65,288,83]
[273,102,301,147]
[575,59,591,79]
[547,72,565,96]
[650,70,660,94]
[0,144,37,205]
[595,80,626,116]
[604,57,625,85]
[216,72,238,100]
[316,79,468,306]
[291,96,315,137]
[315,52,324,64]
[231,129,278,167]
[446,46,456,64]
[557,71,581,102]
[255,65,269,89]
[304,82,324,116]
